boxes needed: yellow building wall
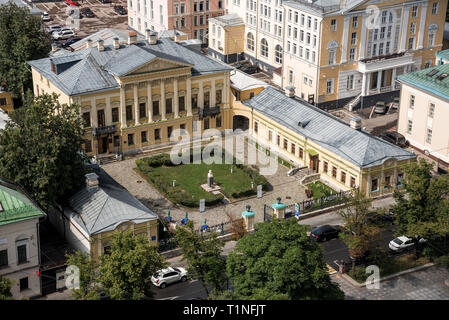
[0,91,13,114]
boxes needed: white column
[134,83,140,125]
[377,70,382,93]
[147,81,153,122]
[340,16,350,64]
[211,80,216,107]
[161,80,166,120]
[174,78,179,118]
[392,68,397,89]
[105,96,112,125]
[120,85,126,129]
[359,14,367,59]
[91,98,97,128]
[186,77,192,116]
[361,73,367,96]
[400,6,410,52]
[224,73,230,108]
[417,3,428,50]
[366,72,371,94]
[199,81,204,107]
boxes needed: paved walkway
[332,266,449,300]
[102,134,309,228]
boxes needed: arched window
[275,45,283,64]
[247,33,255,51]
[260,38,268,58]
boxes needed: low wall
[300,173,321,185]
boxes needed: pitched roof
[67,168,157,235]
[243,87,415,168]
[230,69,268,91]
[0,179,45,226]
[28,36,232,96]
[398,62,449,102]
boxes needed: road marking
[158,296,180,300]
[326,264,337,274]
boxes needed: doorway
[98,136,108,154]
[309,154,319,172]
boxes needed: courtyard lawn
[306,181,337,199]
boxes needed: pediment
[126,58,191,76]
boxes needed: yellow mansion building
[214,0,447,109]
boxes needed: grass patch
[306,181,337,199]
[136,153,268,208]
[348,253,431,283]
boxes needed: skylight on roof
[437,73,448,81]
[426,69,439,77]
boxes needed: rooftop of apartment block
[242,86,415,169]
[210,13,244,27]
[284,0,364,15]
[398,61,449,102]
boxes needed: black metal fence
[264,189,353,222]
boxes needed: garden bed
[135,153,268,208]
[306,181,337,198]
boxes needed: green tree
[338,190,381,269]
[0,276,13,300]
[0,2,50,98]
[226,219,344,300]
[174,221,226,296]
[99,230,167,300]
[0,93,86,209]
[392,159,449,253]
[65,251,99,300]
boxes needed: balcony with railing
[92,124,116,137]
[199,105,220,119]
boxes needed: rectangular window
[17,243,27,264]
[283,139,288,150]
[141,131,147,143]
[323,161,328,173]
[203,92,210,108]
[332,166,337,178]
[426,129,432,144]
[179,96,185,112]
[347,75,354,90]
[291,143,295,154]
[408,37,415,50]
[216,89,222,104]
[350,176,356,188]
[409,95,415,109]
[331,19,337,31]
[166,98,173,114]
[341,171,346,184]
[139,103,146,119]
[254,121,258,133]
[180,123,186,131]
[407,120,413,134]
[126,105,133,121]
[410,22,416,35]
[412,6,418,17]
[153,101,159,116]
[216,116,222,127]
[276,135,280,146]
[352,16,358,28]
[384,176,391,189]
[326,79,334,94]
[432,2,438,14]
[112,108,119,122]
[83,112,91,127]
[268,130,272,142]
[351,32,357,45]
[113,135,120,147]
[299,147,303,159]
[154,128,160,140]
[204,118,210,130]
[397,173,404,186]
[349,48,356,61]
[84,140,92,153]
[127,133,134,145]
[0,249,8,268]
[167,126,173,138]
[371,178,378,192]
[428,103,435,118]
[192,94,198,108]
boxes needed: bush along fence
[246,137,297,169]
[264,189,354,222]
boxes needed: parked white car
[52,29,75,40]
[389,236,427,252]
[151,267,188,288]
[46,24,61,33]
[41,11,51,21]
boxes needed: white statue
[207,170,214,187]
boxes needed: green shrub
[349,266,367,283]
[435,255,449,269]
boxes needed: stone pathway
[102,133,309,228]
[332,266,449,300]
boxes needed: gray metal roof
[67,168,157,235]
[28,36,232,96]
[243,87,415,169]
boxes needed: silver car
[151,267,188,288]
[374,101,386,114]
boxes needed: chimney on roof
[85,173,99,191]
[86,39,93,48]
[350,116,362,130]
[97,39,104,52]
[285,86,295,98]
[128,31,137,45]
[148,30,158,45]
[51,43,58,52]
[113,37,120,50]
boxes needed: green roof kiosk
[272,197,286,219]
[242,205,255,232]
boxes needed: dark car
[61,37,81,48]
[99,0,111,3]
[234,60,250,69]
[113,5,127,15]
[240,65,259,74]
[81,7,95,17]
[310,225,340,242]
[379,131,408,147]
[367,211,395,225]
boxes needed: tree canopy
[99,230,167,300]
[226,219,344,300]
[0,2,50,98]
[0,93,86,209]
[392,159,449,242]
[0,276,13,300]
[174,221,226,295]
[65,251,99,300]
